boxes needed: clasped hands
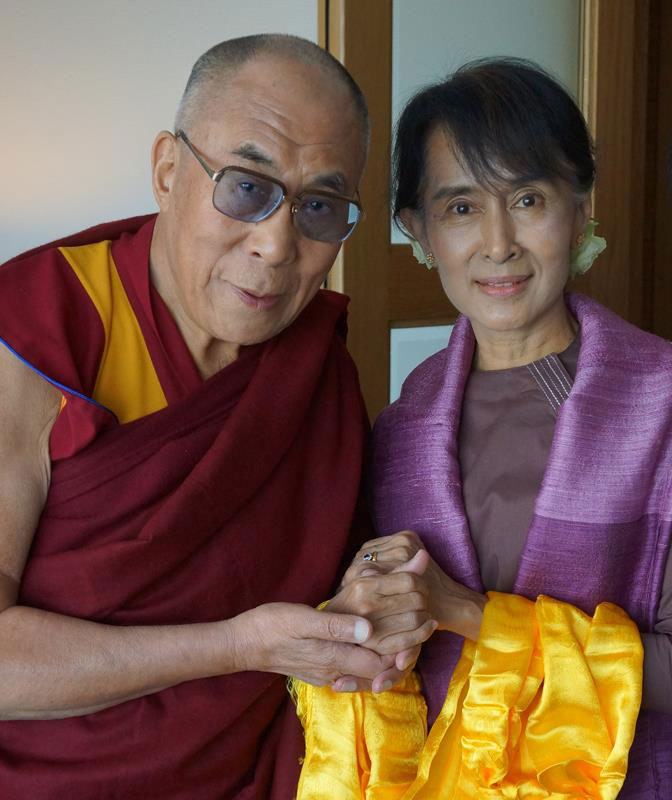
[233,531,485,693]
[326,530,487,693]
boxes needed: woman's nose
[480,210,521,264]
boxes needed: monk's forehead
[191,56,366,180]
[197,54,358,136]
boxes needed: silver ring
[362,551,378,563]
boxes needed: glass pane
[391,0,581,244]
[390,325,454,402]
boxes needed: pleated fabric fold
[292,593,642,799]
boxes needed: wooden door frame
[652,0,672,339]
[319,0,396,419]
[320,0,655,419]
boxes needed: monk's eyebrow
[230,143,275,167]
[229,146,348,193]
[309,172,347,193]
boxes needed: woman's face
[404,128,590,345]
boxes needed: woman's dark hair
[393,57,595,224]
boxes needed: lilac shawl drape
[371,293,672,797]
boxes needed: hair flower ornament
[570,219,607,277]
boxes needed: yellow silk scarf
[292,593,642,799]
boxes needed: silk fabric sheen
[459,336,672,713]
[293,592,642,798]
[0,219,369,799]
[370,294,672,796]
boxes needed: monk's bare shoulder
[0,345,61,608]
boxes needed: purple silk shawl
[370,293,672,797]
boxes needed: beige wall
[0,0,316,262]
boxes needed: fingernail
[354,620,369,642]
[379,680,393,692]
[335,680,357,692]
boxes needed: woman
[294,59,672,798]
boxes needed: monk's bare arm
[0,345,60,612]
[0,347,203,718]
[0,348,385,719]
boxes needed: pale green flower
[570,219,607,276]
[407,235,434,269]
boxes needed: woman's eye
[452,203,471,215]
[517,193,538,208]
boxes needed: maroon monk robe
[0,223,368,798]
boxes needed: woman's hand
[343,530,429,584]
[344,531,487,641]
[329,551,432,692]
[327,551,438,656]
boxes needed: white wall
[0,0,317,263]
[390,324,453,402]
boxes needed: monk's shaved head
[175,34,369,152]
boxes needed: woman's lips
[475,275,531,297]
[231,285,281,310]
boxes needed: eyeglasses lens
[293,195,361,243]
[213,169,360,243]
[214,170,284,223]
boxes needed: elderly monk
[0,34,431,799]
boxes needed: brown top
[458,336,672,712]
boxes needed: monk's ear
[151,130,178,212]
[398,208,428,250]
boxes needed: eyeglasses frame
[174,129,363,242]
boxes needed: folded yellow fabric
[291,593,643,799]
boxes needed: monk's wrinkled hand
[331,644,421,693]
[228,602,396,686]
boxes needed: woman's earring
[406,235,437,270]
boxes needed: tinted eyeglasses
[175,130,362,243]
